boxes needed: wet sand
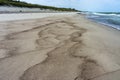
[0,14,120,80]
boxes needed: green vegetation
[0,0,78,11]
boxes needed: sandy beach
[0,13,120,80]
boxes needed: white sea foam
[87,12,120,30]
[92,12,120,17]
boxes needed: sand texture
[0,14,120,80]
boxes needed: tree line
[0,0,78,11]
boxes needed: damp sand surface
[0,14,120,80]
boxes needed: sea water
[86,12,120,30]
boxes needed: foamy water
[87,12,120,30]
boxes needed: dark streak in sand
[19,20,104,80]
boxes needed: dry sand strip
[0,12,77,22]
[0,14,120,80]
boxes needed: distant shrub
[0,0,78,11]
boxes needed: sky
[21,0,120,12]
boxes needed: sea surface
[86,12,120,30]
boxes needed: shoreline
[0,13,120,80]
[86,16,120,31]
[85,12,120,31]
